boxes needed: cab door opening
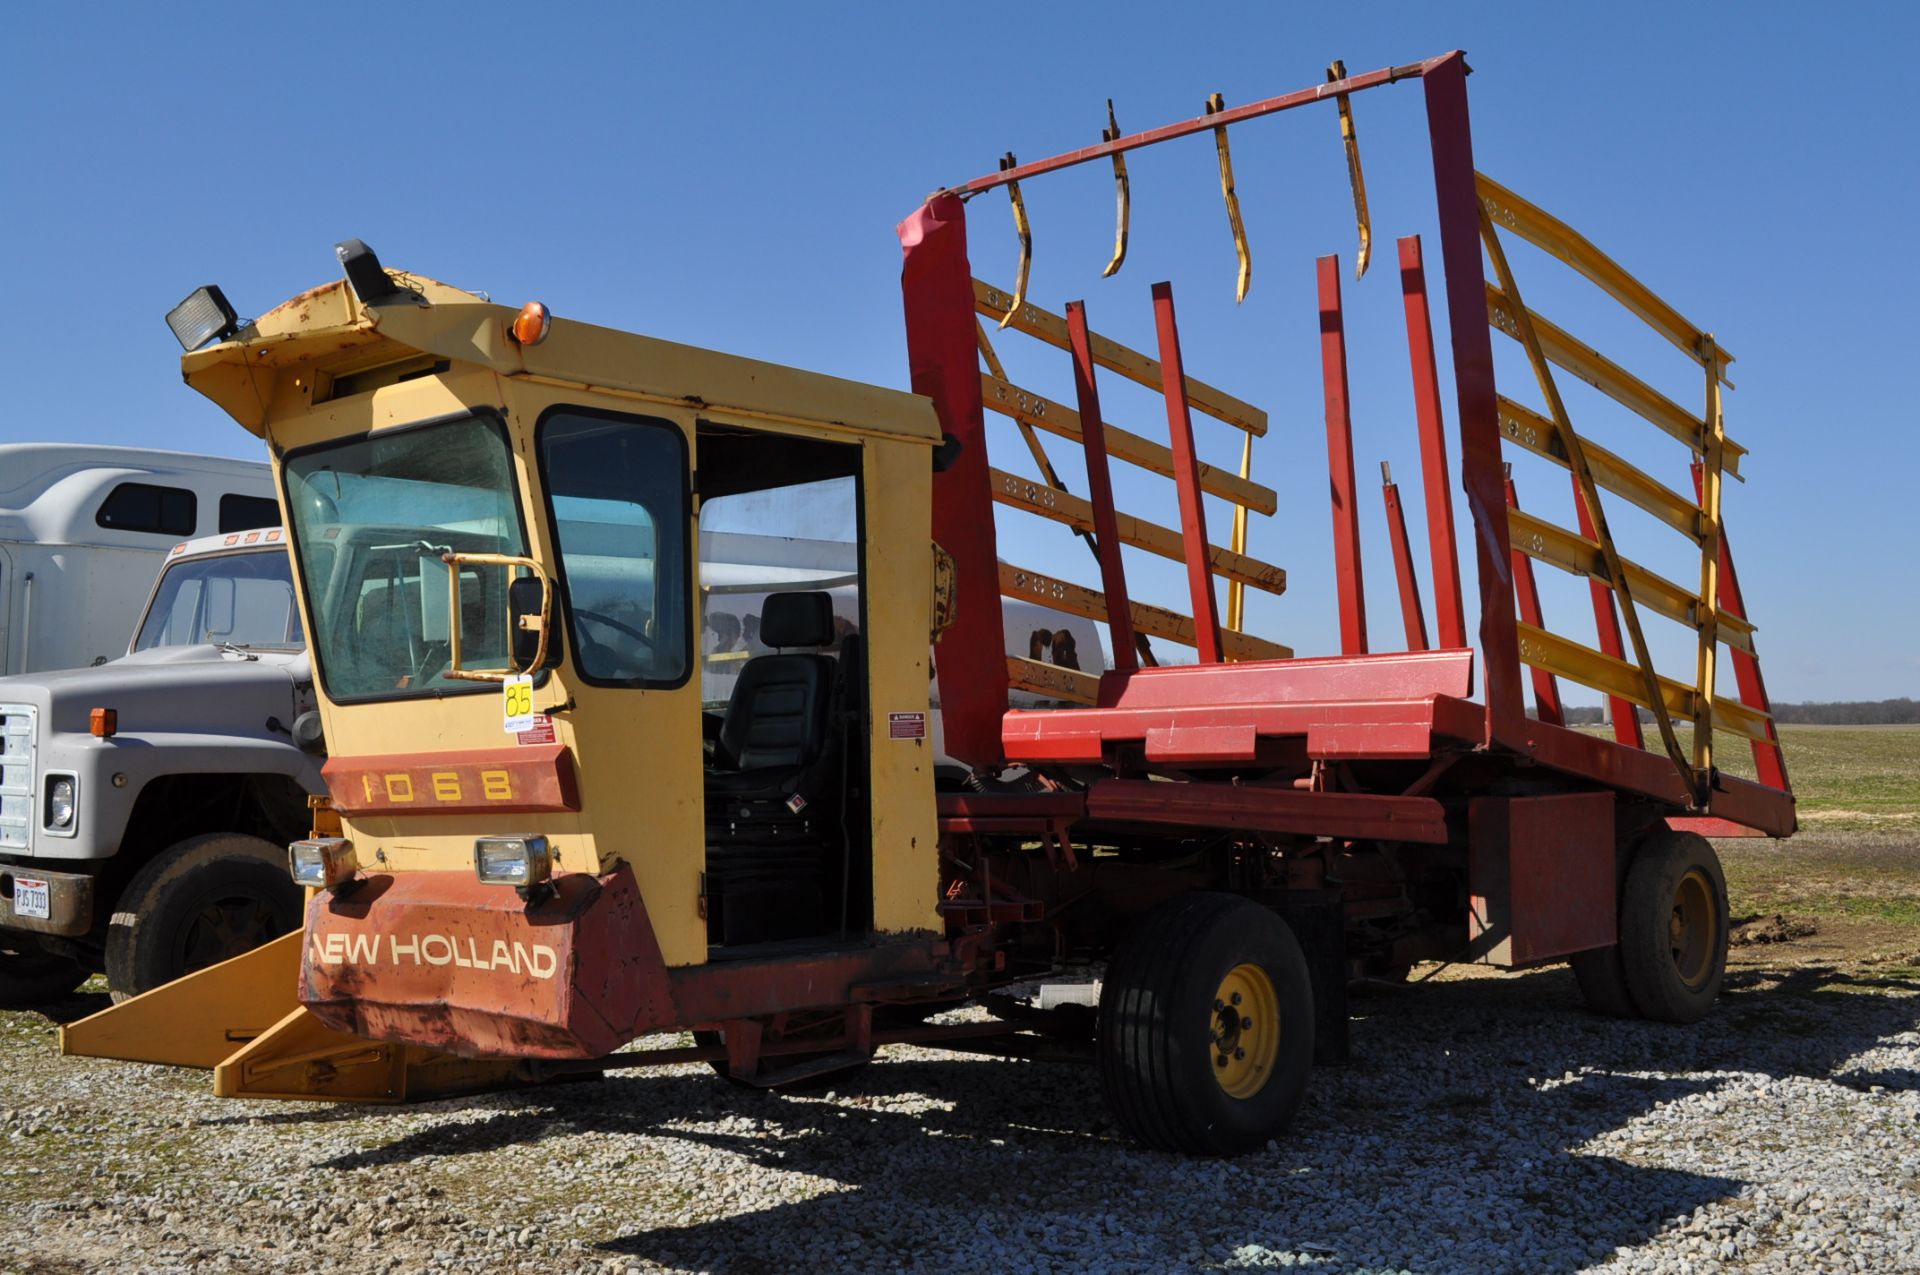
[696,425,870,953]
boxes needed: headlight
[289,837,358,890]
[474,835,552,888]
[46,778,75,829]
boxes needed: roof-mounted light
[334,238,403,304]
[509,301,551,347]
[165,285,240,351]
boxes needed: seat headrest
[759,591,835,648]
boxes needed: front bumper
[0,866,94,938]
[300,865,670,1060]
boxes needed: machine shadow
[174,959,1912,1271]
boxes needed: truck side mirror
[508,575,561,673]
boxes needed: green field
[1709,724,1920,966]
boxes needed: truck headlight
[474,835,552,889]
[289,837,358,891]
[45,777,76,831]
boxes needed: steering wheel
[573,606,656,677]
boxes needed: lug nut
[1216,1055,1228,1068]
[1241,1016,1253,1030]
[1230,992,1242,1006]
[1234,1048,1246,1060]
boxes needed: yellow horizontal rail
[974,279,1269,437]
[999,561,1292,662]
[1007,655,1101,705]
[1498,397,1701,542]
[1516,623,1771,742]
[1507,508,1756,654]
[989,467,1286,595]
[1477,173,1735,383]
[1487,285,1747,479]
[980,373,1279,515]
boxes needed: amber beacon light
[511,301,551,346]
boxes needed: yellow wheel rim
[1670,868,1719,988]
[1209,963,1281,1099]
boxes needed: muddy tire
[1097,892,1315,1156]
[0,943,89,1006]
[103,833,303,1002]
[1618,829,1729,1024]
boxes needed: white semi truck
[0,444,278,675]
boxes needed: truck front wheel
[1097,892,1315,1155]
[103,833,302,1002]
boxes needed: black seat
[708,591,837,800]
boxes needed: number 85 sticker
[502,674,535,733]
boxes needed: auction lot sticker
[12,876,49,920]
[503,674,535,733]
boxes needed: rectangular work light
[289,837,358,891]
[474,835,552,889]
[165,285,239,351]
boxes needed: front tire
[1098,893,1315,1156]
[103,833,303,1002]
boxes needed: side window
[219,493,280,533]
[96,483,197,537]
[698,475,860,711]
[538,411,689,687]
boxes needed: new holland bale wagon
[65,50,1792,1155]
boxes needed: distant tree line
[1552,698,1920,726]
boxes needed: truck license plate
[13,877,49,920]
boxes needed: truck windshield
[282,415,527,702]
[134,549,302,651]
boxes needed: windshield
[283,414,527,702]
[134,549,302,651]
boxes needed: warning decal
[887,712,927,740]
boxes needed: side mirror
[508,575,561,673]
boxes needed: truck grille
[0,704,35,852]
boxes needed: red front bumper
[300,865,672,1059]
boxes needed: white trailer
[0,444,276,675]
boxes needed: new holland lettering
[310,930,558,980]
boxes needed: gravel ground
[1,960,1916,1275]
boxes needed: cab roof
[182,271,942,447]
[165,525,288,563]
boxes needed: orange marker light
[511,301,551,347]
[90,707,118,738]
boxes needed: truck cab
[0,529,319,1001]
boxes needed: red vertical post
[1382,466,1429,650]
[1504,473,1564,727]
[1424,52,1524,747]
[1066,300,1138,676]
[1398,234,1468,650]
[1692,463,1789,791]
[1317,255,1369,656]
[1573,476,1645,749]
[1150,281,1224,664]
[898,194,1006,769]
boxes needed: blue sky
[4,3,1914,703]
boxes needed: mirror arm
[439,551,554,682]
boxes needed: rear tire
[104,833,302,1002]
[1618,829,1728,1024]
[1097,892,1315,1156]
[0,943,89,1006]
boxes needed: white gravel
[1,962,1915,1274]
